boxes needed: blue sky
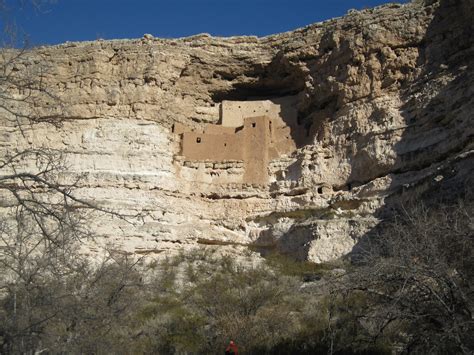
[7,0,408,46]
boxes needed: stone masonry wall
[179,99,298,184]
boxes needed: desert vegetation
[0,196,472,354]
[1,0,473,354]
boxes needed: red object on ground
[225,340,239,355]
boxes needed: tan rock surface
[1,0,472,262]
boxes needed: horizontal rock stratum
[1,0,472,262]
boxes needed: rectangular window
[196,137,201,143]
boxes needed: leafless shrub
[339,199,474,354]
[0,3,141,353]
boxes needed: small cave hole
[252,123,256,128]
[224,143,227,147]
[317,187,323,194]
[196,137,201,143]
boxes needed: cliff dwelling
[173,98,305,184]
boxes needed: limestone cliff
[1,0,472,262]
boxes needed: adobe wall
[177,97,302,184]
[181,131,244,161]
[172,122,189,135]
[221,100,293,128]
[269,96,299,127]
[203,125,236,135]
[242,116,270,184]
[272,126,299,158]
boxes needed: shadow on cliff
[209,51,306,102]
[349,0,474,258]
[210,51,313,148]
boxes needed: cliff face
[1,0,472,261]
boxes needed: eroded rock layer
[1,0,472,261]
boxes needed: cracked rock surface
[1,0,472,262]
